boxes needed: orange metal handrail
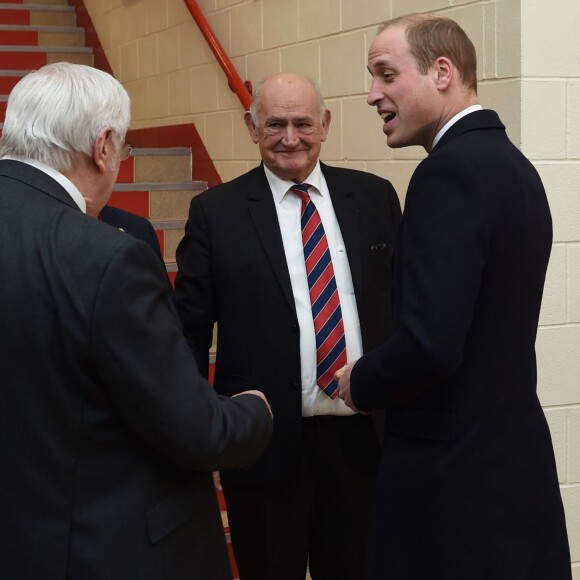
[183,0,252,111]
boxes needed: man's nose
[281,125,300,145]
[367,79,382,106]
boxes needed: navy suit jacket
[175,162,401,485]
[350,110,571,579]
[99,205,174,297]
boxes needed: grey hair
[249,74,327,126]
[0,62,131,173]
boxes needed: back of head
[381,13,477,92]
[0,62,131,173]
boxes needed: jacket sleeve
[91,238,272,473]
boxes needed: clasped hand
[335,361,362,412]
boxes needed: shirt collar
[432,104,484,149]
[2,156,87,213]
[263,161,325,203]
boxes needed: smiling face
[367,25,442,152]
[245,74,330,183]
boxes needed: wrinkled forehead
[258,85,320,122]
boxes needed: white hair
[0,62,131,173]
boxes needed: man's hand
[335,361,361,412]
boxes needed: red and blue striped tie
[292,183,347,399]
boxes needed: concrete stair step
[1,0,71,5]
[112,147,206,263]
[0,24,86,47]
[0,45,93,68]
[0,4,76,27]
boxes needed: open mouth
[381,112,396,123]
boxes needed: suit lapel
[321,164,363,300]
[246,166,297,313]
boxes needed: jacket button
[291,324,299,333]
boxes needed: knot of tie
[290,183,310,203]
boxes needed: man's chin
[385,133,406,149]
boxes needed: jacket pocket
[146,476,212,544]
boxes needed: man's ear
[433,56,453,91]
[244,111,260,144]
[93,127,114,174]
[320,108,331,142]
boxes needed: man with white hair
[0,62,272,580]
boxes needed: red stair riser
[107,190,150,218]
[1,30,38,46]
[0,76,24,94]
[0,10,29,25]
[155,230,165,257]
[0,101,6,119]
[0,0,25,4]
[0,52,46,69]
[116,157,135,183]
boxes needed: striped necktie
[291,183,347,399]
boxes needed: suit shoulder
[100,205,153,231]
[195,167,261,206]
[323,164,395,189]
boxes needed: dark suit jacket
[0,160,272,580]
[175,162,401,485]
[99,204,174,296]
[350,111,571,579]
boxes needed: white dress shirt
[432,104,484,149]
[264,162,362,416]
[1,156,86,213]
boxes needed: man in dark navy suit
[336,13,572,580]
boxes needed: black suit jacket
[0,160,272,580]
[350,111,571,579]
[175,162,401,485]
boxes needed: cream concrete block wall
[540,243,567,327]
[570,245,580,323]
[522,19,580,552]
[81,0,579,568]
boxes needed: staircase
[0,0,207,284]
[114,147,206,283]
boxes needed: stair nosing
[0,69,31,75]
[150,220,187,230]
[0,24,84,33]
[132,147,192,156]
[0,4,75,12]
[0,45,92,54]
[114,182,207,192]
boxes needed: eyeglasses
[120,143,133,161]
